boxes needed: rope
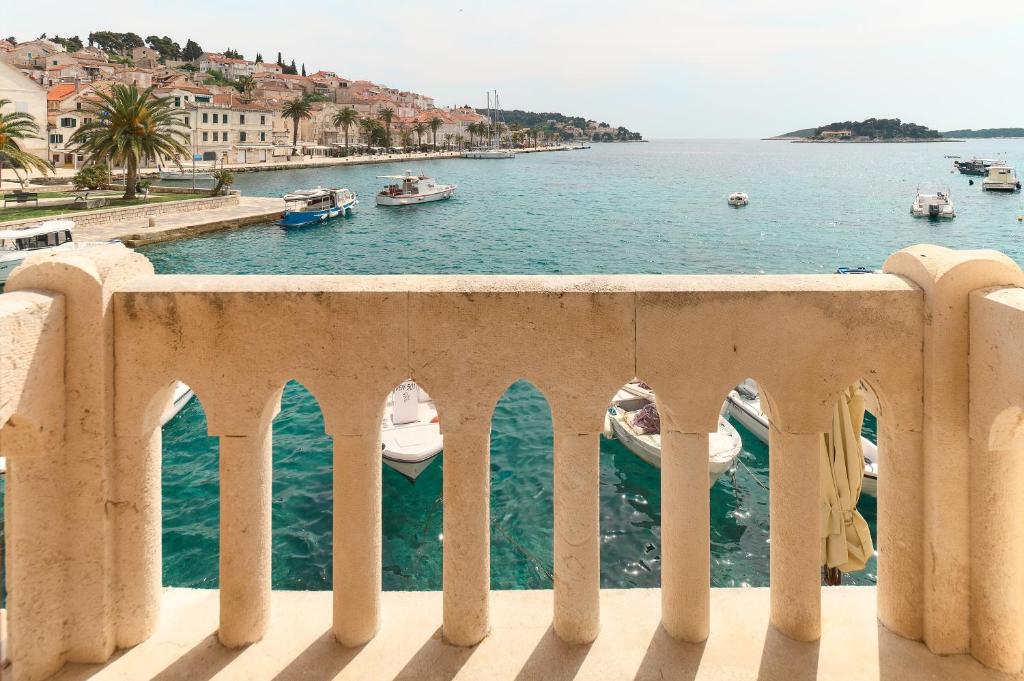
[491,518,554,582]
[735,457,770,492]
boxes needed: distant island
[942,128,1024,138]
[766,118,956,142]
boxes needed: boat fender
[602,410,615,439]
[968,179,974,185]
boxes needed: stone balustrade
[1,244,1023,680]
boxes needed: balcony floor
[46,586,1017,681]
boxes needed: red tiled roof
[47,83,77,101]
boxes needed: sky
[5,1,1023,138]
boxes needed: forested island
[479,109,643,142]
[942,128,1024,138]
[768,118,950,142]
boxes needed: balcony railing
[1,244,1023,680]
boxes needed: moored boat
[0,220,112,286]
[462,149,516,159]
[953,158,1002,176]
[376,171,456,206]
[279,187,357,227]
[161,382,195,426]
[158,164,216,181]
[724,379,878,496]
[982,164,1021,192]
[604,381,743,486]
[381,380,443,480]
[911,189,955,218]
[728,192,749,207]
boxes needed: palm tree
[359,117,378,152]
[377,106,395,148]
[69,85,187,199]
[454,133,465,150]
[399,127,414,151]
[0,99,53,188]
[237,75,257,101]
[332,106,358,151]
[429,116,443,150]
[413,122,427,148]
[443,133,454,150]
[281,96,313,154]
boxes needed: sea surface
[6,139,1024,594]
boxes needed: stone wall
[0,195,239,231]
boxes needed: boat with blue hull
[279,188,357,227]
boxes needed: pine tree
[255,52,263,63]
[301,63,306,77]
[277,51,283,66]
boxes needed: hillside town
[0,33,636,172]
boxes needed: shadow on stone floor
[512,625,592,681]
[755,626,820,681]
[633,625,706,681]
[269,630,365,681]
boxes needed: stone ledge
[43,587,1018,681]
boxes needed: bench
[3,192,39,206]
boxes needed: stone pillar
[218,426,273,647]
[332,432,382,647]
[552,430,600,644]
[112,427,163,648]
[661,431,710,642]
[442,429,491,646]
[768,429,820,642]
[876,426,924,640]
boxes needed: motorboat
[279,187,357,227]
[953,158,1003,176]
[728,192,749,207]
[0,221,111,286]
[376,171,456,206]
[158,164,216,181]
[381,380,443,480]
[982,164,1021,192]
[724,379,878,496]
[911,189,955,218]
[836,266,876,274]
[604,381,743,487]
[161,381,195,426]
[462,149,515,159]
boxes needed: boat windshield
[2,229,73,251]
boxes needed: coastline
[762,137,964,143]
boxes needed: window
[184,116,190,127]
[49,133,64,144]
[174,96,181,107]
[213,113,219,124]
[202,112,208,123]
[60,117,76,128]
[239,132,247,142]
[260,132,266,141]
[195,95,209,103]
[239,114,245,125]
[202,132,208,141]
[260,115,266,125]
[213,132,218,141]
[223,132,229,142]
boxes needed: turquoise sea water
[5,140,1024,594]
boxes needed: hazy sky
[6,1,1022,138]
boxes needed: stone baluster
[332,431,382,646]
[660,430,711,642]
[768,429,821,641]
[218,424,274,647]
[442,428,491,646]
[552,430,601,644]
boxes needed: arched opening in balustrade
[489,379,554,590]
[379,377,445,591]
[160,383,220,588]
[269,380,332,590]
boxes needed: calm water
[6,140,1024,593]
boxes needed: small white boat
[728,192,749,207]
[604,382,743,487]
[982,164,1021,192]
[279,187,357,227]
[724,379,878,496]
[381,380,443,480]
[161,381,195,426]
[911,189,955,218]
[462,149,515,159]
[158,164,215,181]
[0,221,111,286]
[376,171,456,206]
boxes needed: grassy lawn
[0,193,208,223]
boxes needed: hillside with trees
[814,118,941,140]
[480,109,642,142]
[942,128,1024,138]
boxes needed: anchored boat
[953,158,1003,176]
[376,171,456,206]
[982,164,1021,192]
[604,381,743,487]
[725,379,878,496]
[381,380,443,480]
[911,189,955,218]
[0,220,113,286]
[728,192,749,207]
[279,188,357,227]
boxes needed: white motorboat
[728,192,749,207]
[604,382,743,487]
[158,164,215,181]
[982,164,1021,192]
[381,380,443,480]
[161,381,195,426]
[911,189,955,218]
[376,171,456,206]
[462,149,515,159]
[724,379,878,496]
[0,221,112,286]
